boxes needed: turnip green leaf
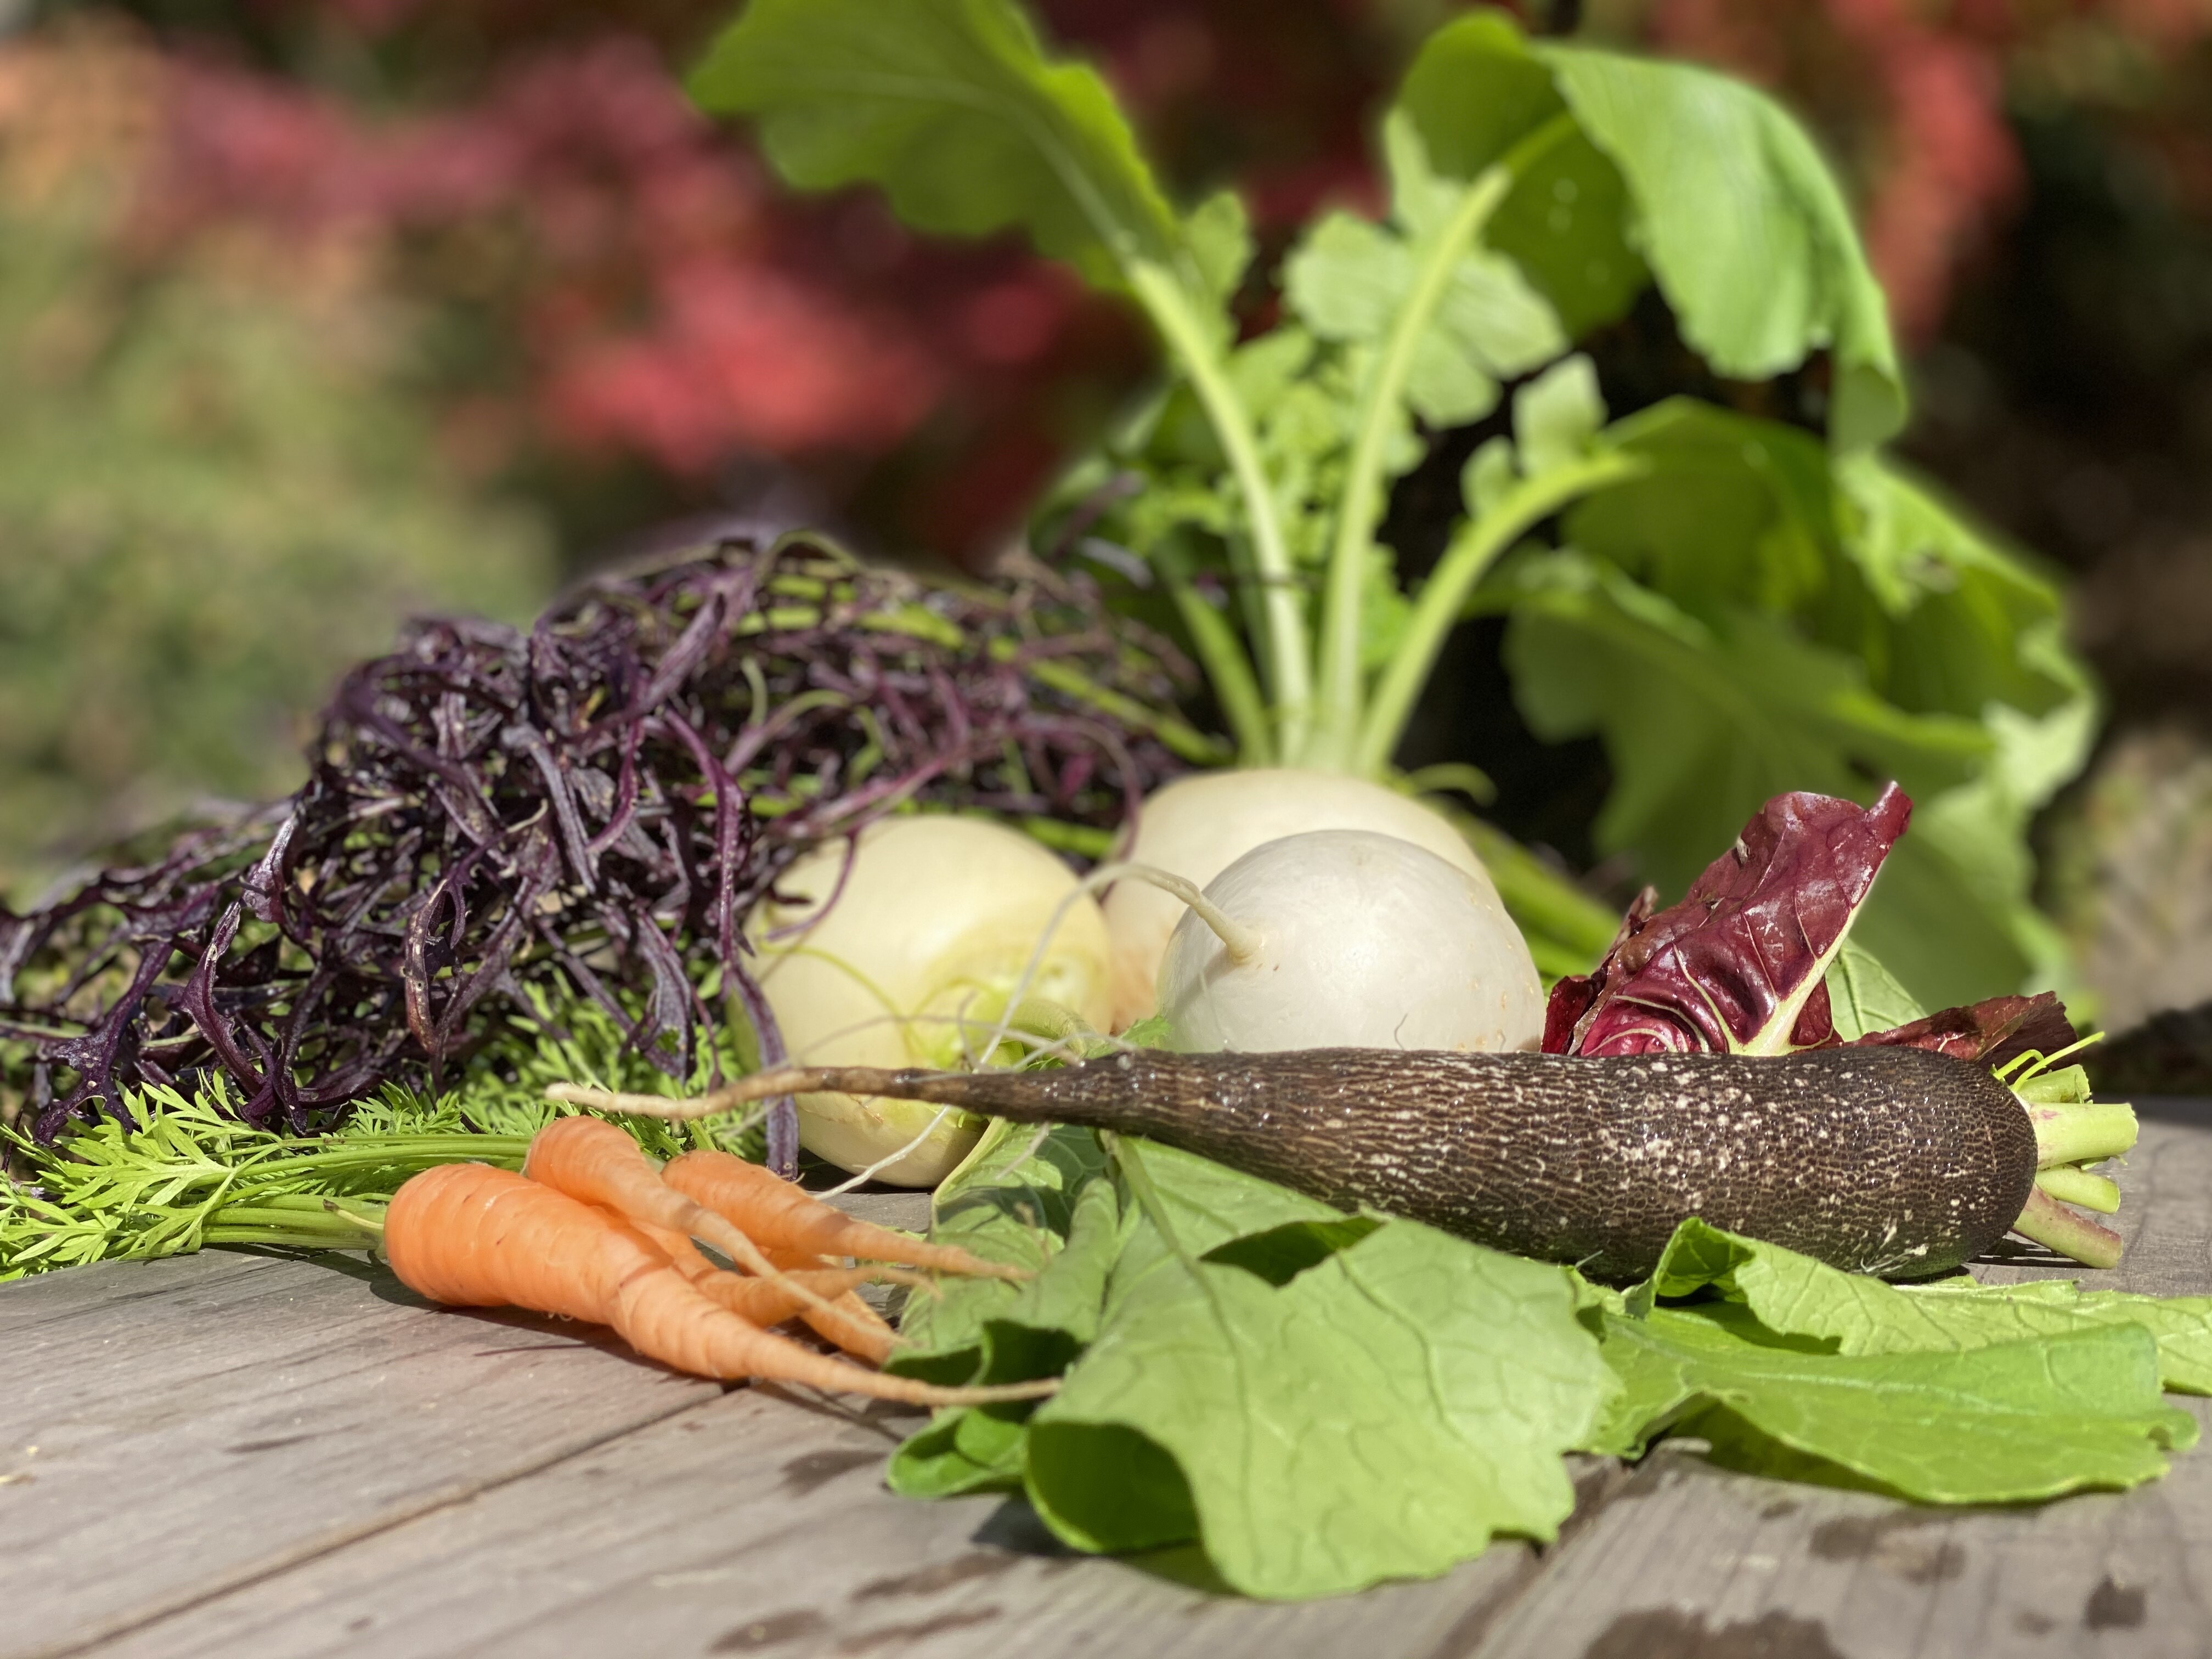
[1541,47,1904,450]
[1499,551,1991,891]
[1030,1214,1611,1598]
[1825,938,1927,1042]
[1596,1306,2192,1502]
[690,0,1192,299]
[1638,1219,2212,1396]
[1513,354,1604,480]
[1393,13,1644,341]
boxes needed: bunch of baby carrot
[382,1117,1051,1407]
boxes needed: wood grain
[0,1190,936,1659]
[72,1376,1564,1659]
[0,1251,720,1659]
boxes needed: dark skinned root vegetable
[575,1046,2136,1281]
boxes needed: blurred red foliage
[87,0,1409,555]
[1648,1,2212,340]
[67,0,2212,556]
[137,41,983,476]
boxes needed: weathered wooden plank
[1466,1102,2212,1659]
[1466,1430,2212,1659]
[71,1375,1577,1659]
[0,1251,721,1659]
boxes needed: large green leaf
[1543,47,1903,450]
[1030,1212,1610,1598]
[1561,400,1842,620]
[890,1118,1110,1373]
[1394,15,1902,449]
[1844,471,2096,1002]
[888,1166,1125,1497]
[1642,1220,2212,1396]
[1500,402,2094,1006]
[1594,1305,2191,1501]
[1836,456,2086,726]
[1562,404,2089,729]
[691,0,1197,298]
[1393,13,1646,341]
[1497,549,1991,874]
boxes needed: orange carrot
[662,1147,1025,1280]
[637,1223,899,1365]
[523,1117,898,1357]
[385,1164,1049,1406]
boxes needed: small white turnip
[1103,768,1497,1028]
[745,815,1110,1184]
[1157,828,1543,1055]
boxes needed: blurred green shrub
[0,25,554,896]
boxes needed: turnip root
[744,815,1110,1185]
[1158,830,1543,1054]
[1104,769,1503,1029]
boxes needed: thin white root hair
[546,1080,760,1119]
[816,1105,956,1197]
[1085,860,1263,965]
[960,855,1258,1085]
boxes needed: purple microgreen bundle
[0,536,1198,1170]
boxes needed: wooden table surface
[8,1103,2212,1659]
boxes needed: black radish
[598,1045,2046,1280]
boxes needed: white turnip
[1103,768,1500,1028]
[745,815,1111,1185]
[1156,829,1543,1054]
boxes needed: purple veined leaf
[1545,784,1913,1057]
[1541,888,1652,1054]
[1850,990,2076,1074]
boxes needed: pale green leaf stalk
[1124,262,1311,756]
[1309,112,1576,769]
[1153,535,1274,764]
[1357,447,1645,775]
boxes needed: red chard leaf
[1540,888,1650,1054]
[1544,784,1912,1057]
[1848,990,2076,1074]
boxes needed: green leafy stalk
[686,0,2097,997]
[2026,1099,2138,1169]
[0,1086,530,1278]
[689,0,1312,760]
[1155,537,1273,764]
[2011,1185,2124,1271]
[200,1194,389,1250]
[1356,448,1645,774]
[1124,263,1311,755]
[2036,1165,2121,1215]
[1307,165,1513,765]
[0,988,768,1279]
[1309,113,1575,769]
